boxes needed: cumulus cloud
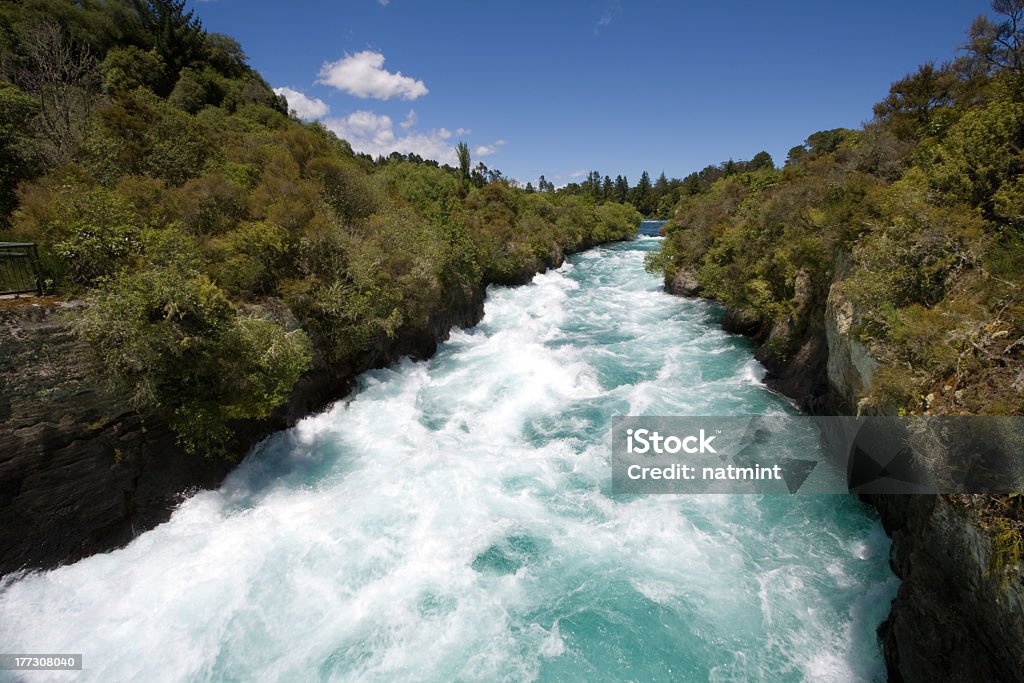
[273,87,329,121]
[569,168,587,178]
[318,51,427,100]
[474,139,507,157]
[324,110,463,165]
[400,109,417,129]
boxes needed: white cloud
[318,51,427,101]
[594,0,621,34]
[324,110,463,165]
[378,0,389,5]
[400,109,417,129]
[569,168,587,178]
[475,139,507,157]
[273,86,329,120]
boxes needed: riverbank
[662,263,1024,683]
[0,235,614,577]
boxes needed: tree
[748,151,774,171]
[0,83,41,220]
[456,141,471,181]
[873,63,958,139]
[137,0,205,92]
[614,174,629,203]
[168,67,208,112]
[203,33,249,79]
[786,145,808,166]
[471,161,489,188]
[968,0,1024,75]
[806,129,850,156]
[16,22,98,164]
[653,171,669,202]
[76,262,311,455]
[925,99,1024,211]
[100,46,166,94]
[631,170,653,215]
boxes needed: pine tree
[614,175,629,203]
[136,0,205,93]
[631,171,652,215]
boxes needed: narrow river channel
[0,236,897,682]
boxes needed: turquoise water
[0,237,897,682]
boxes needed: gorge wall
[0,240,588,578]
[668,267,1024,683]
[0,287,474,577]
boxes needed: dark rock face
[0,303,235,575]
[870,495,1024,683]
[755,328,830,414]
[661,271,1024,683]
[0,282,487,578]
[666,267,701,297]
[719,307,765,337]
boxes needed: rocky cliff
[0,239,593,577]
[872,494,1024,682]
[666,268,1024,683]
[0,287,486,576]
[0,300,233,575]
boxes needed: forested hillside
[648,1,1024,418]
[0,0,641,455]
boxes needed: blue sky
[192,0,983,186]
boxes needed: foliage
[100,46,165,95]
[647,0,1024,419]
[75,251,311,455]
[81,86,213,185]
[986,516,1023,587]
[0,82,42,220]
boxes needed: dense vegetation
[0,0,640,454]
[648,0,1024,418]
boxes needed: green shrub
[76,263,311,455]
[100,47,166,94]
[14,179,143,287]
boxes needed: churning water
[0,237,897,682]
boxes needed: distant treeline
[0,0,641,454]
[510,153,775,219]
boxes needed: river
[0,236,897,682]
